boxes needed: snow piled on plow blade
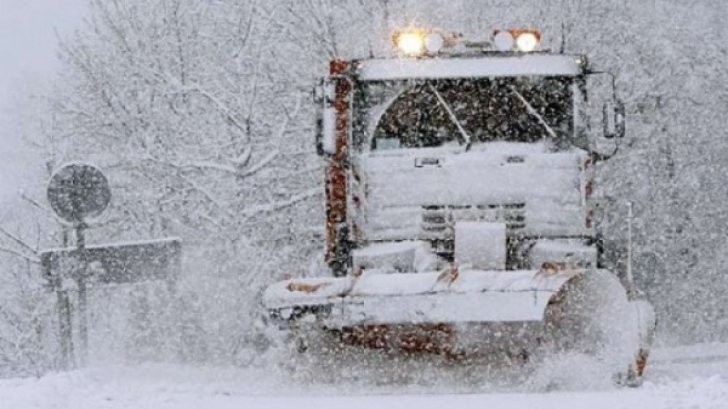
[264,269,648,385]
[263,269,580,327]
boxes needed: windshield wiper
[508,85,558,140]
[428,84,473,151]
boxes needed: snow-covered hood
[352,143,591,241]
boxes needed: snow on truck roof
[354,53,585,81]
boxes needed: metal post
[57,288,73,368]
[75,224,88,366]
[60,227,73,369]
[46,253,73,370]
[626,202,636,298]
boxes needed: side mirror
[602,99,626,139]
[314,78,337,157]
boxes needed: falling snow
[1,1,727,408]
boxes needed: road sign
[47,163,111,224]
[41,237,182,369]
[40,238,182,285]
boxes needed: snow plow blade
[263,268,583,328]
[265,268,655,382]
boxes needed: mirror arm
[585,68,618,100]
[590,136,620,163]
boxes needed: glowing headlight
[393,30,426,56]
[516,32,539,52]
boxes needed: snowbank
[3,343,728,409]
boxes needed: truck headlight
[516,32,539,52]
[393,30,426,56]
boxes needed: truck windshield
[357,77,575,150]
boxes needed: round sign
[47,163,111,224]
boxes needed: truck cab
[316,30,624,277]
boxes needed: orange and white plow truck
[263,28,656,384]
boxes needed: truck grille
[421,203,526,234]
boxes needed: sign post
[75,226,88,366]
[43,163,182,369]
[46,163,110,368]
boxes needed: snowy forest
[1,0,727,386]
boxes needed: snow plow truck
[263,28,656,385]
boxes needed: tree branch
[0,247,40,264]
[241,188,321,220]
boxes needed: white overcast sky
[0,0,87,202]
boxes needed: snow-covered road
[2,343,728,409]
